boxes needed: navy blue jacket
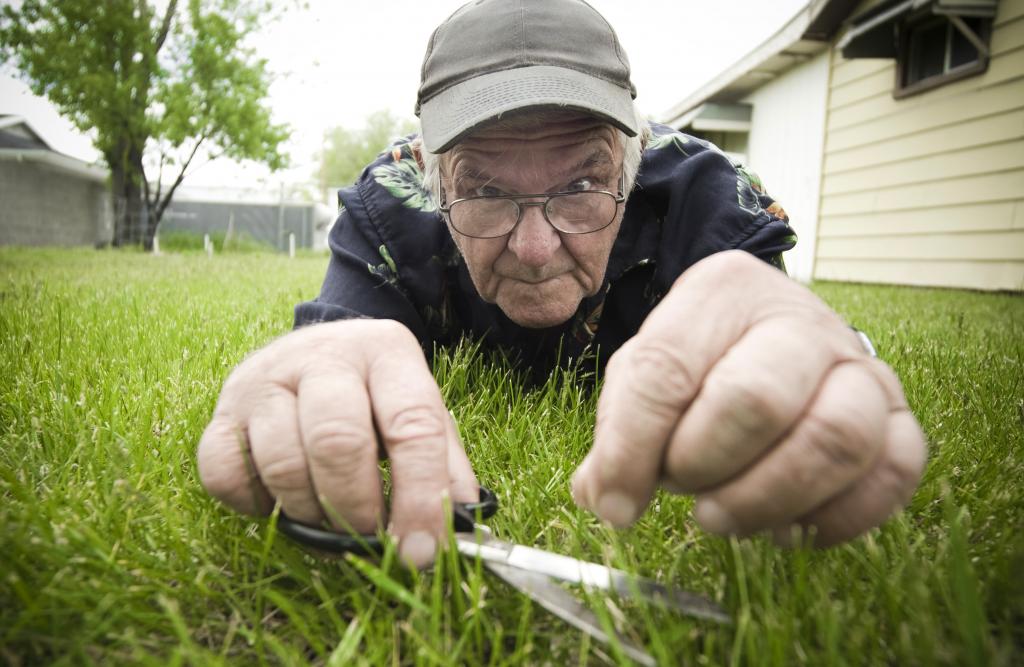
[295,123,796,378]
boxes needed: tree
[318,110,417,203]
[0,0,289,249]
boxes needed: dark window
[896,14,991,97]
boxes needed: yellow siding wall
[815,0,1024,290]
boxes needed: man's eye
[565,177,596,192]
[474,185,505,197]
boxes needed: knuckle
[712,249,760,274]
[303,417,372,467]
[258,450,311,493]
[295,319,416,361]
[364,319,418,348]
[704,368,790,432]
[380,404,446,449]
[621,340,699,413]
[802,410,875,471]
[686,250,759,286]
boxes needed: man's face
[441,115,625,329]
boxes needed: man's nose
[507,203,561,268]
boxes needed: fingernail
[398,531,437,569]
[694,499,738,534]
[595,491,638,527]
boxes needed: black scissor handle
[453,484,499,529]
[276,485,499,555]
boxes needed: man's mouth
[511,275,558,285]
[499,268,569,285]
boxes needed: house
[660,0,1023,291]
[0,115,113,247]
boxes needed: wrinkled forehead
[444,110,621,176]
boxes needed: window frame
[893,10,992,99]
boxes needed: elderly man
[198,0,926,567]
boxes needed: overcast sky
[1,0,808,192]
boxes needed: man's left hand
[571,250,927,546]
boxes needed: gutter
[0,148,109,183]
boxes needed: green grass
[1,247,1022,666]
[156,229,279,254]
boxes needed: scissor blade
[456,534,730,624]
[483,559,656,667]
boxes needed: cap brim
[419,65,638,154]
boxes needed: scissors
[277,486,730,666]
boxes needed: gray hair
[420,106,650,206]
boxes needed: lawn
[1,247,1021,666]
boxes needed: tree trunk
[128,144,146,247]
[143,206,159,252]
[109,161,130,247]
[124,177,144,246]
[107,144,146,247]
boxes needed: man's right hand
[197,319,478,567]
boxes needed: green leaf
[371,157,437,213]
[645,130,690,155]
[379,245,398,275]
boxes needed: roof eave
[658,0,862,128]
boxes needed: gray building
[161,187,335,251]
[0,115,113,247]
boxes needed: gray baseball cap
[415,0,639,154]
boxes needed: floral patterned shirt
[295,122,796,380]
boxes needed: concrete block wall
[0,160,113,247]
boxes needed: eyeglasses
[438,172,627,239]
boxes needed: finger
[366,325,450,567]
[773,378,927,547]
[663,316,857,493]
[572,336,702,526]
[248,386,323,525]
[573,251,804,526]
[693,361,888,537]
[446,412,480,504]
[198,413,273,516]
[297,366,384,534]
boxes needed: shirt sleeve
[646,134,798,284]
[729,163,798,270]
[293,181,427,341]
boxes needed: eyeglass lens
[450,192,617,238]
